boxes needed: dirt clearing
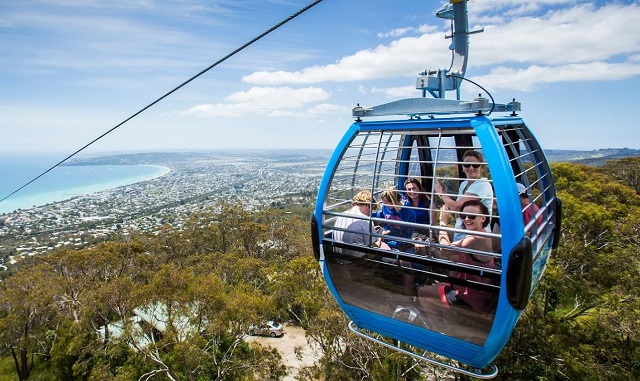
[247,324,320,380]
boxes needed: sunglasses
[460,214,478,220]
[462,163,481,169]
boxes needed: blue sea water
[0,154,170,214]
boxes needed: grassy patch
[0,355,17,381]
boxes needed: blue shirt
[373,204,416,250]
[402,197,430,226]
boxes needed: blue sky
[2,0,639,155]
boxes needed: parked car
[248,321,284,337]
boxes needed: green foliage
[600,155,640,195]
[267,255,325,327]
[0,263,62,381]
[496,159,640,380]
[0,205,313,380]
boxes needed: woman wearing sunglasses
[412,199,496,343]
[436,199,493,267]
[434,150,493,241]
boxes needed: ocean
[0,154,170,214]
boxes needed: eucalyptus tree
[0,264,62,380]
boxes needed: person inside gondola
[414,199,497,344]
[400,178,439,289]
[333,190,378,256]
[490,183,541,254]
[517,182,543,236]
[402,178,435,240]
[434,150,493,241]
[372,186,416,252]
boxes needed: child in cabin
[372,186,415,251]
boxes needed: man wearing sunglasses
[434,150,494,241]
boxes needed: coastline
[0,165,171,215]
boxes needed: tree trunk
[21,347,30,380]
[10,347,23,381]
[10,346,30,381]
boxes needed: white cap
[516,182,527,195]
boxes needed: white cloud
[417,24,439,34]
[472,3,640,67]
[179,86,331,117]
[372,86,417,99]
[239,1,640,92]
[180,103,245,117]
[226,86,330,107]
[472,61,640,92]
[242,32,450,85]
[378,27,415,39]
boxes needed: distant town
[1,147,639,271]
[0,150,331,268]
